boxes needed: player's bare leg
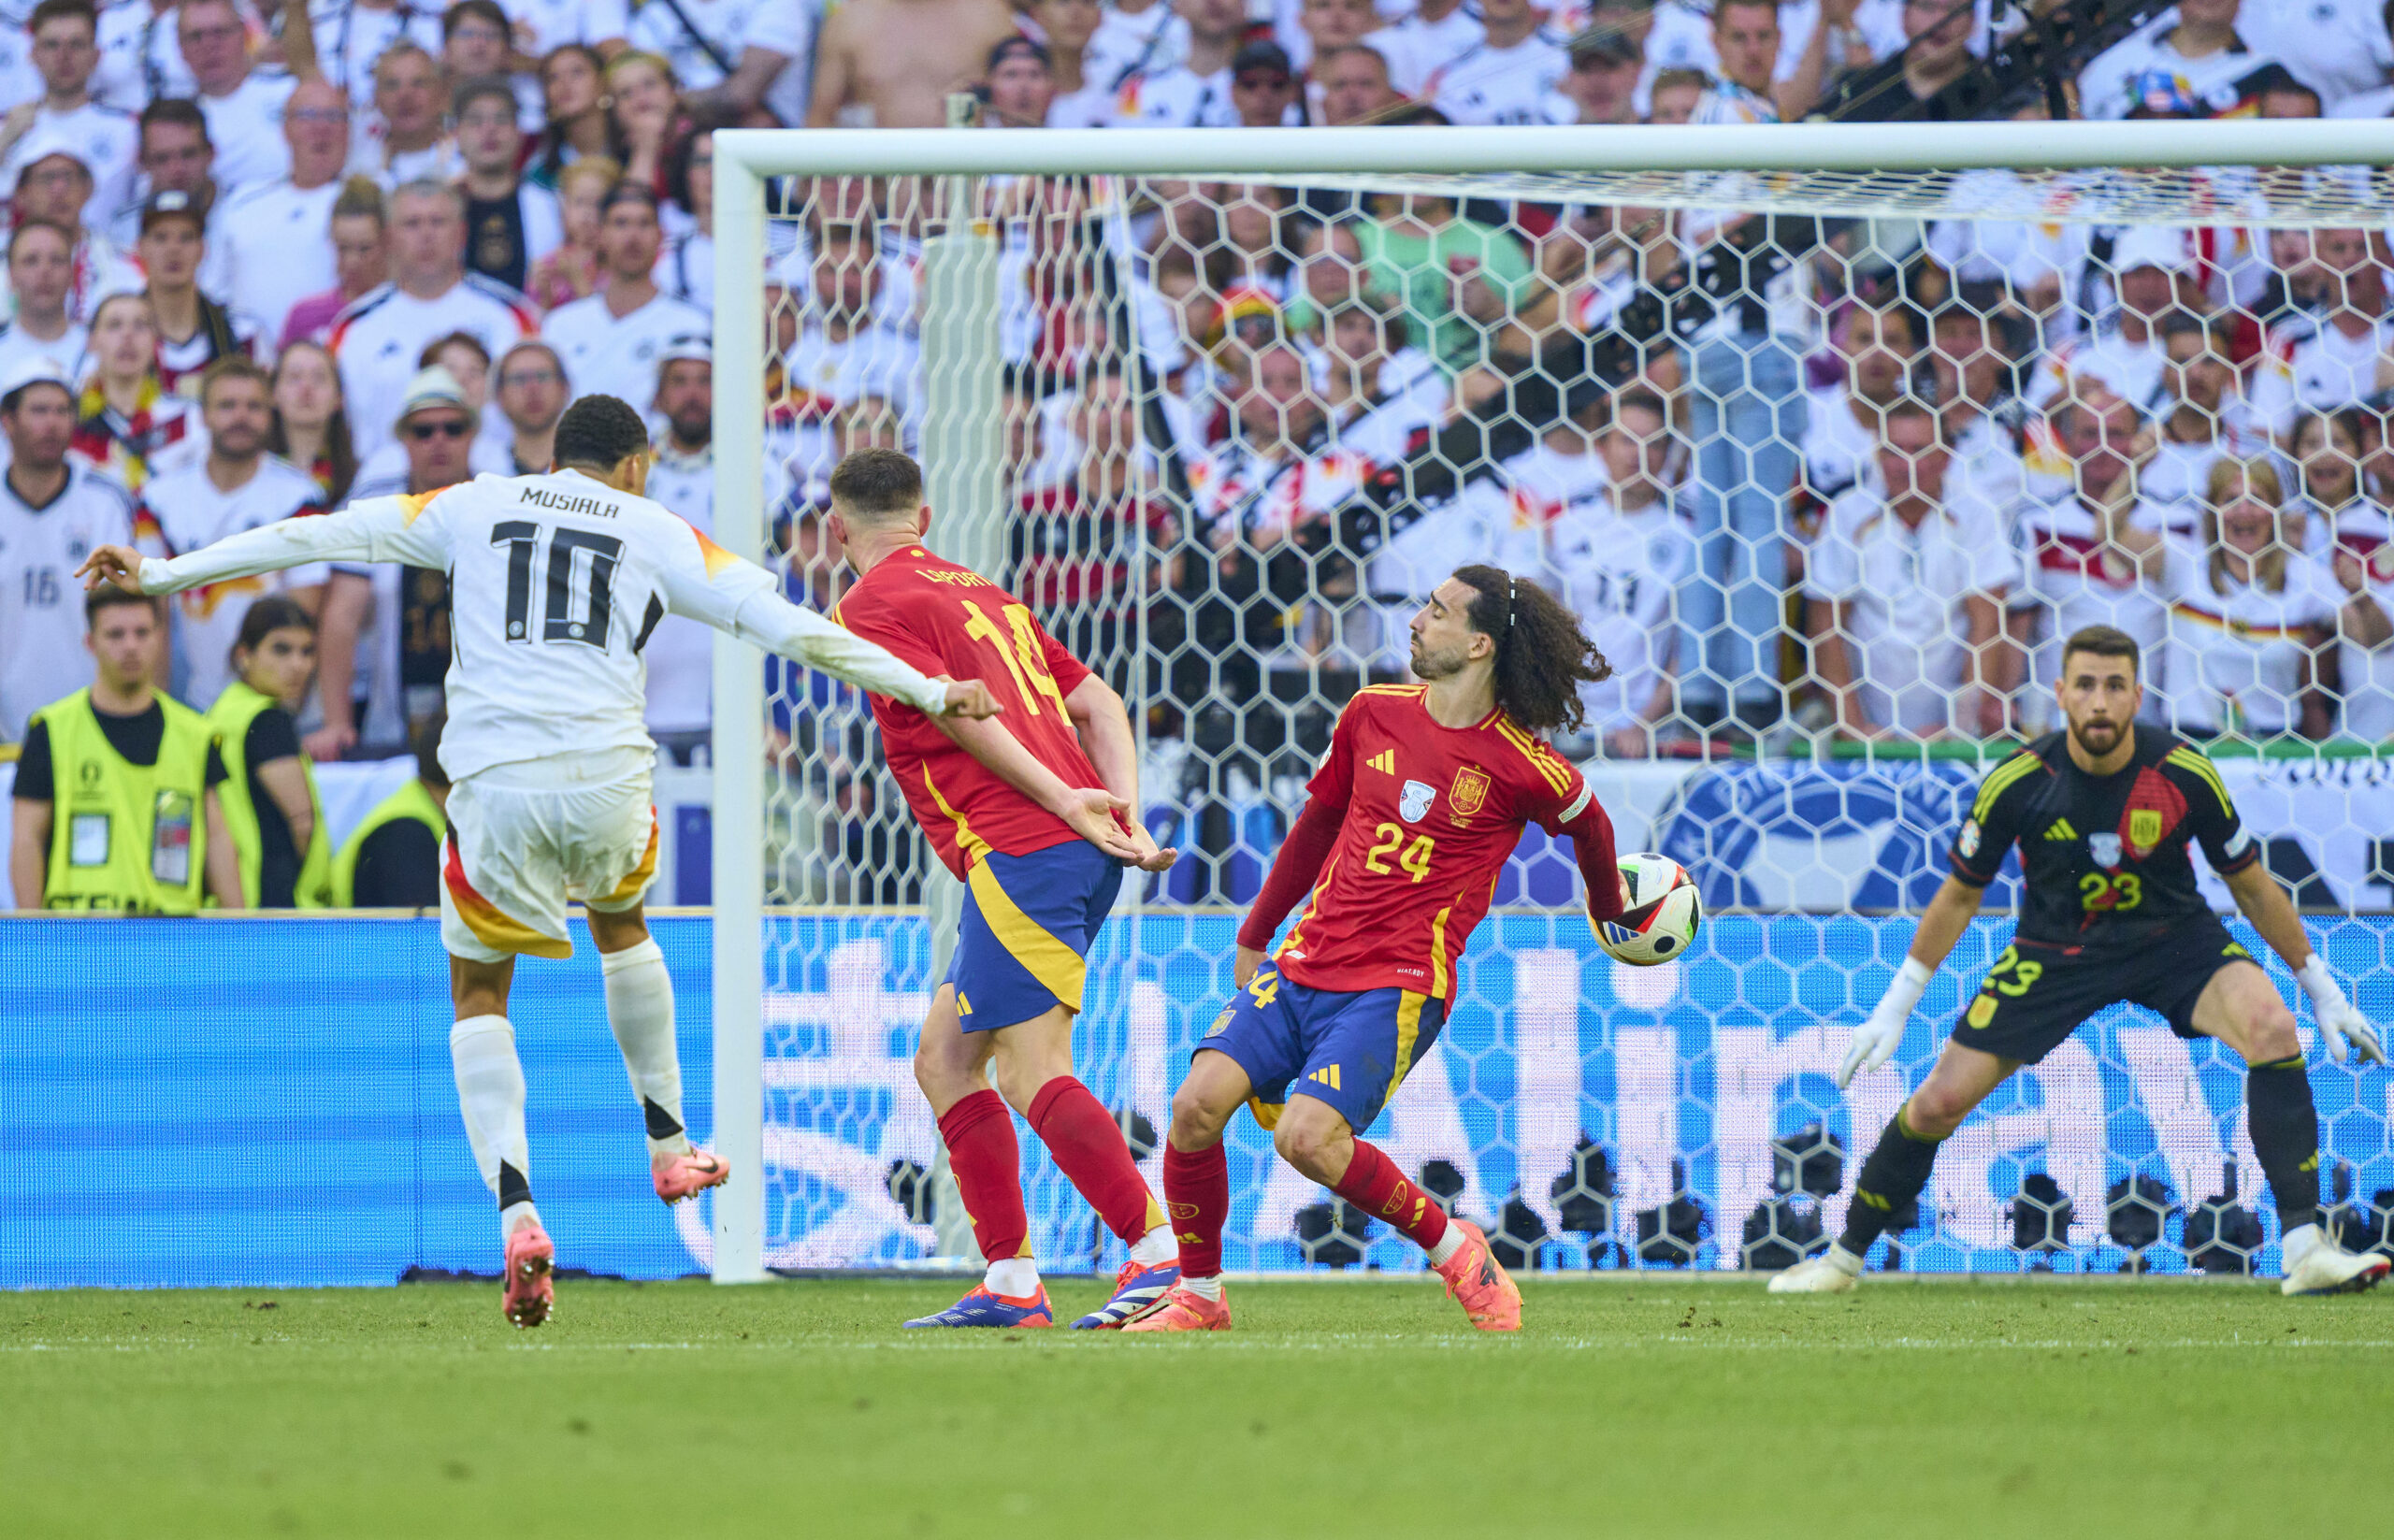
[449,954,552,1329]
[1773,1041,2015,1294]
[1277,1095,1521,1331]
[585,904,727,1204]
[984,1005,1179,1329]
[2191,962,2389,1296]
[1124,1047,1250,1331]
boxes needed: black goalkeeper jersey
[1946,727,2261,949]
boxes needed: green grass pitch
[5,1275,2387,1539]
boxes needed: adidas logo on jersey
[1305,1065,1343,1090]
[2043,819,2078,842]
[1366,750,1396,773]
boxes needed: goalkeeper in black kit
[1775,626,2390,1297]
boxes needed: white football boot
[1767,1245,1865,1294]
[2280,1224,2393,1297]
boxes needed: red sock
[1333,1139,1449,1251]
[936,1088,1027,1265]
[1162,1141,1229,1278]
[1027,1076,1163,1245]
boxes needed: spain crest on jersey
[2128,808,2166,853]
[1450,766,1491,820]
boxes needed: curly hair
[1452,565,1612,737]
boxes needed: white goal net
[703,122,2394,1283]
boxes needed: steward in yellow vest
[333,716,449,907]
[8,586,238,912]
[207,597,332,908]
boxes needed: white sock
[600,938,689,1158]
[985,1258,1040,1297]
[1826,1244,1866,1273]
[451,1015,530,1233]
[2284,1221,2323,1260]
[1425,1227,1464,1267]
[1129,1223,1176,1266]
[1180,1274,1223,1302]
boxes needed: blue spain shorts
[1194,964,1447,1134]
[946,840,1123,1033]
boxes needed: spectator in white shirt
[114,98,239,301]
[280,175,391,348]
[1314,42,1404,124]
[2079,0,2290,121]
[0,0,138,224]
[1646,63,1704,122]
[544,184,707,411]
[1290,0,1377,79]
[440,1,533,124]
[499,0,631,59]
[1115,0,1249,127]
[454,75,561,295]
[137,190,266,398]
[1425,0,1569,125]
[492,337,566,473]
[1364,0,1481,97]
[642,337,717,761]
[218,78,353,341]
[327,179,536,462]
[1801,297,1918,507]
[295,0,448,118]
[1024,0,1114,127]
[656,123,715,309]
[636,0,810,125]
[0,221,87,378]
[1087,0,1191,94]
[177,0,296,196]
[2252,226,2394,438]
[1807,399,2021,739]
[10,133,138,323]
[92,0,192,113]
[353,42,462,187]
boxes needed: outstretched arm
[661,558,997,721]
[2226,859,2386,1065]
[78,497,435,596]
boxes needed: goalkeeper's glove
[2295,955,2387,1066]
[1839,957,1932,1089]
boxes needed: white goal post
[707,120,2394,1285]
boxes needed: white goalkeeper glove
[2295,955,2387,1066]
[1839,957,1932,1089]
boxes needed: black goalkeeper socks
[1838,1108,1943,1257]
[2246,1055,2322,1231]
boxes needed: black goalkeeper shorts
[1947,916,2257,1065]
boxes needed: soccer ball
[1594,854,1701,966]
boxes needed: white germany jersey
[0,463,136,741]
[137,468,956,780]
[136,455,330,711]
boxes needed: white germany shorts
[440,748,658,964]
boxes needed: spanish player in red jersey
[1128,567,1627,1333]
[826,449,1182,1330]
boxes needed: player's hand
[2298,955,2387,1065]
[1837,999,1908,1089]
[1234,944,1267,987]
[939,678,1002,719]
[75,544,148,593]
[1053,786,1143,863]
[1123,817,1178,874]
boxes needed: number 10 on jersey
[492,521,624,646]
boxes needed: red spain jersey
[833,544,1104,879]
[1247,684,1622,1003]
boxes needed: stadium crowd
[6,0,2394,911]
